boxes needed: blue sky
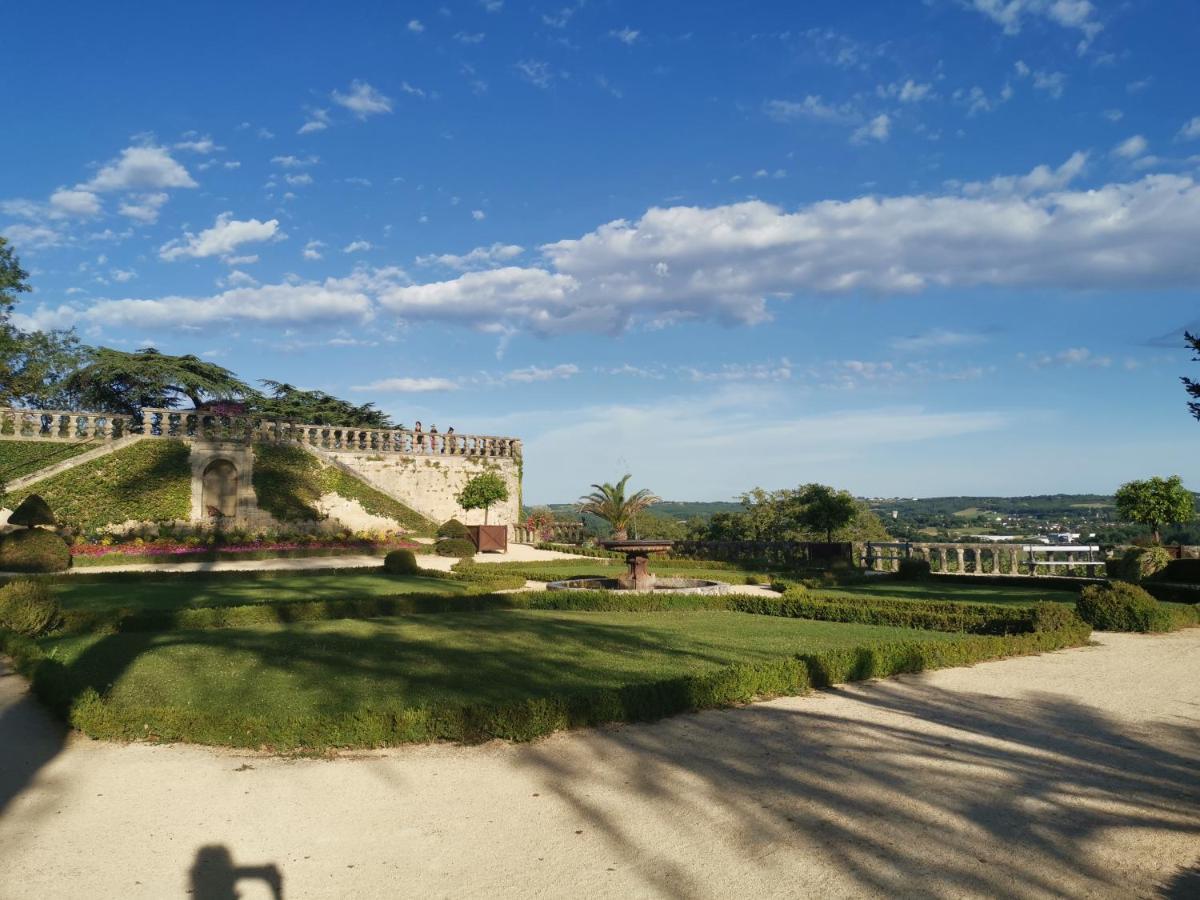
[3,0,1198,502]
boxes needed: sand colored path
[1,631,1198,899]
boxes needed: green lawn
[51,570,469,614]
[43,610,958,719]
[812,580,1079,606]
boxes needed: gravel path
[2,631,1197,898]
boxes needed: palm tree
[578,474,660,540]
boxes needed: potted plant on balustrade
[457,472,511,552]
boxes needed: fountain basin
[546,577,729,595]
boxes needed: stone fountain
[547,539,727,594]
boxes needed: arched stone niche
[201,458,239,518]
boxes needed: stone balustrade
[862,541,1107,577]
[0,407,136,442]
[1,406,521,459]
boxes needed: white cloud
[352,377,459,393]
[416,242,524,270]
[380,168,1200,336]
[890,329,986,352]
[343,240,373,254]
[1029,347,1112,368]
[85,145,197,192]
[959,150,1088,196]
[471,209,486,221]
[407,19,424,32]
[480,0,502,11]
[222,270,258,288]
[174,136,220,154]
[962,0,1102,52]
[609,27,640,45]
[878,80,934,103]
[1112,135,1148,159]
[505,364,579,383]
[851,114,890,144]
[48,189,101,217]
[454,31,485,43]
[299,108,331,134]
[118,192,169,223]
[515,60,556,89]
[303,239,325,260]
[1031,70,1066,98]
[285,173,313,186]
[1178,117,1200,141]
[21,278,374,331]
[332,81,393,118]
[272,154,319,168]
[764,96,858,125]
[1,223,62,249]
[159,212,281,261]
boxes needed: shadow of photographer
[189,845,283,900]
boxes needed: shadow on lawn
[515,677,1200,898]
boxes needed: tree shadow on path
[517,675,1200,898]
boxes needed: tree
[1114,475,1196,544]
[63,347,257,415]
[457,472,510,524]
[253,380,393,427]
[792,483,859,542]
[577,474,660,540]
[1184,331,1200,422]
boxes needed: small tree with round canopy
[457,472,510,524]
[1114,475,1195,544]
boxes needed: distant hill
[544,500,742,521]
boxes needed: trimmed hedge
[383,549,421,575]
[1076,581,1173,632]
[0,613,1092,749]
[896,558,932,579]
[1106,546,1173,582]
[435,537,476,558]
[0,528,72,573]
[0,579,61,636]
[437,518,470,540]
[71,543,428,568]
[1,440,191,531]
[1159,558,1200,585]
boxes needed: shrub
[0,528,72,572]
[1107,546,1173,582]
[435,537,476,558]
[1076,581,1171,632]
[896,558,932,580]
[437,518,470,540]
[1160,558,1200,584]
[383,549,421,575]
[8,494,56,528]
[0,579,61,636]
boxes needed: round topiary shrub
[1108,546,1172,582]
[0,528,72,573]
[0,579,61,636]
[896,558,932,580]
[436,518,470,540]
[383,548,421,575]
[1076,581,1170,632]
[435,537,476,558]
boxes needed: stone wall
[323,450,521,529]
